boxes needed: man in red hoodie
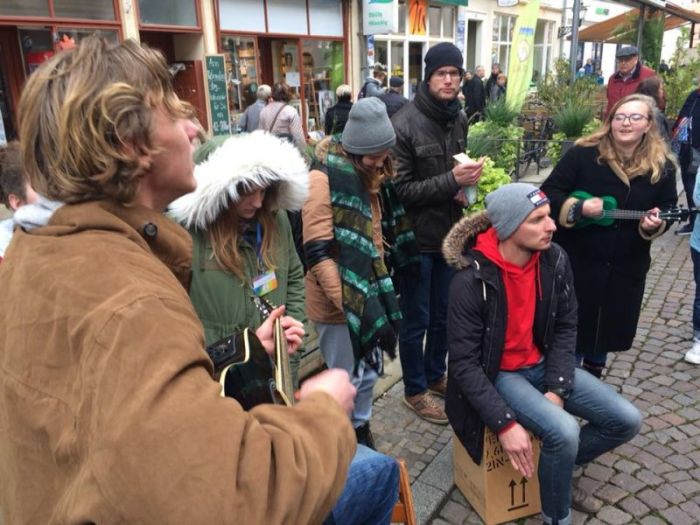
[442,183,642,525]
[606,46,655,117]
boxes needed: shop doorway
[257,37,304,123]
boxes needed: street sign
[558,26,572,38]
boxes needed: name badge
[253,270,278,296]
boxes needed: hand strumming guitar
[298,369,357,416]
[255,305,305,355]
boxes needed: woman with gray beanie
[303,97,420,449]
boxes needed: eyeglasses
[433,69,463,80]
[612,113,649,124]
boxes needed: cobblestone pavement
[372,220,700,524]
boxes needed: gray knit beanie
[485,183,550,240]
[341,97,396,155]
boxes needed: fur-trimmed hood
[169,131,309,230]
[442,211,492,270]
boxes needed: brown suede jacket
[0,200,354,524]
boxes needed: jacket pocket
[415,143,444,175]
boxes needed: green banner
[437,0,468,5]
[505,0,540,113]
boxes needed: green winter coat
[188,212,306,385]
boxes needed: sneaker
[571,483,602,514]
[676,223,693,236]
[403,392,448,425]
[685,338,700,364]
[427,376,447,398]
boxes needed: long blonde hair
[208,186,279,282]
[576,93,672,183]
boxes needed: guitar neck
[274,318,295,406]
[601,209,648,220]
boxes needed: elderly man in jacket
[0,36,399,525]
[392,42,484,425]
[606,46,655,117]
[443,183,642,525]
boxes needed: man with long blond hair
[0,36,397,524]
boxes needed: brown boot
[427,376,447,398]
[403,392,448,425]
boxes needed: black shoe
[355,423,376,450]
[677,223,693,236]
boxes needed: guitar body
[570,190,618,228]
[206,296,295,410]
[207,329,279,411]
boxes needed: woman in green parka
[169,130,309,386]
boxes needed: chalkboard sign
[205,54,231,136]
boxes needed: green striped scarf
[327,152,420,365]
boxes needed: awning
[577,1,700,43]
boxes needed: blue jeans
[692,247,700,338]
[324,445,399,525]
[398,253,455,396]
[494,363,641,524]
[316,322,378,428]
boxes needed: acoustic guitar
[205,295,294,410]
[570,190,691,228]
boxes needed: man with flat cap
[378,76,408,118]
[442,182,642,525]
[606,45,655,116]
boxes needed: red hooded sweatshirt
[474,227,542,371]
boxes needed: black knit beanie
[424,42,464,81]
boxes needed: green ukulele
[570,190,690,228]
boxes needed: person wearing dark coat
[484,63,501,100]
[463,65,486,121]
[378,76,408,118]
[324,84,353,136]
[443,183,641,523]
[392,42,484,425]
[673,85,700,233]
[541,93,677,378]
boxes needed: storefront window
[492,14,516,72]
[267,0,307,35]
[302,40,344,131]
[221,36,258,129]
[391,41,404,79]
[533,20,554,84]
[19,28,118,76]
[0,0,48,17]
[54,0,115,20]
[138,0,197,27]
[308,0,343,37]
[219,0,265,32]
[429,6,441,37]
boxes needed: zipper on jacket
[541,249,563,347]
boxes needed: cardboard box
[453,431,541,525]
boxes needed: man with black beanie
[392,42,484,424]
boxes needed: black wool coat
[541,145,677,356]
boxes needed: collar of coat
[442,211,491,271]
[33,200,193,289]
[169,131,309,231]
